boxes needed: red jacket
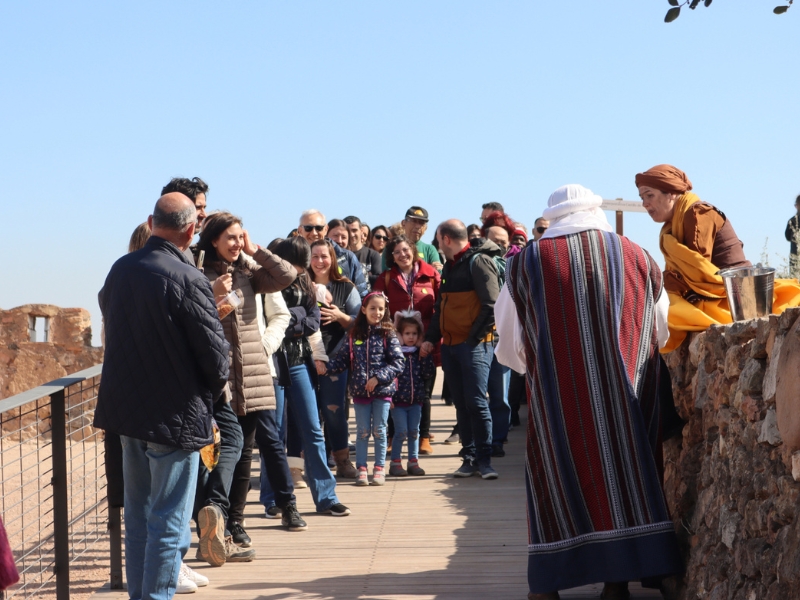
[373,260,441,333]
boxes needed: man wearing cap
[381,206,443,272]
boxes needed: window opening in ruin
[28,316,50,343]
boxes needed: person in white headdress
[495,185,680,600]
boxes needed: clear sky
[1,2,798,345]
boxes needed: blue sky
[1,2,798,345]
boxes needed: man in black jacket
[94,192,230,600]
[422,219,501,480]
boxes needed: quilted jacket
[393,348,436,407]
[327,326,405,399]
[205,248,296,415]
[94,236,230,451]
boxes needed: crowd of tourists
[94,167,800,600]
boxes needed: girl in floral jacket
[327,292,404,486]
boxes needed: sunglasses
[302,225,325,233]
[536,226,548,234]
[372,234,388,241]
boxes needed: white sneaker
[176,563,198,594]
[180,562,209,587]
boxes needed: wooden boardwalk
[95,385,661,600]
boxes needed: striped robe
[505,230,683,593]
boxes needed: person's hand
[431,261,444,271]
[212,273,233,299]
[420,341,434,358]
[321,304,347,326]
[242,230,259,256]
[315,360,327,376]
[365,377,379,393]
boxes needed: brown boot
[528,593,559,600]
[419,437,433,455]
[333,448,357,478]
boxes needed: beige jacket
[206,248,296,415]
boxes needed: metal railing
[0,364,120,599]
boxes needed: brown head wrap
[634,164,693,194]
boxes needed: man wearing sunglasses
[298,209,368,297]
[532,217,550,242]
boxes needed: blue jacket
[393,348,436,406]
[328,326,405,398]
[94,236,230,451]
[330,239,369,298]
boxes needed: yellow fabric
[659,192,800,353]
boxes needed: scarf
[540,184,613,240]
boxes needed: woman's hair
[393,309,424,346]
[128,222,151,253]
[480,210,516,239]
[273,236,310,270]
[388,223,404,239]
[196,211,243,263]
[466,223,482,239]
[327,218,347,233]
[309,239,349,283]
[384,235,419,270]
[351,292,394,342]
[369,225,388,250]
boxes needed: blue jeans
[354,400,390,468]
[390,404,422,461]
[440,341,494,465]
[487,354,511,445]
[260,363,340,512]
[316,371,350,452]
[120,436,198,600]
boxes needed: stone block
[778,306,800,333]
[739,358,766,396]
[793,452,800,482]
[725,342,750,379]
[762,333,783,406]
[758,408,783,446]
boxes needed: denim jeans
[260,363,340,512]
[193,399,243,523]
[316,371,350,453]
[230,409,294,523]
[390,404,422,461]
[120,436,198,600]
[354,400,390,468]
[487,355,511,445]
[440,341,494,465]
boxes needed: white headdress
[540,184,613,240]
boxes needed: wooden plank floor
[95,376,661,600]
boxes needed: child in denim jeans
[327,292,404,486]
[389,310,435,477]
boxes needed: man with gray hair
[95,192,231,600]
[298,209,368,297]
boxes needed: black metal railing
[0,364,120,599]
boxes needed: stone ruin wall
[664,307,800,600]
[0,304,104,439]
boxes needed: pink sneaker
[356,467,369,486]
[371,466,386,486]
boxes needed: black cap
[404,206,429,222]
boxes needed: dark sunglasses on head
[302,225,325,233]
[372,234,388,241]
[536,226,548,234]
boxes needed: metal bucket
[718,265,775,321]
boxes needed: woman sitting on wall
[636,164,800,353]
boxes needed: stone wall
[664,308,800,600]
[0,304,103,400]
